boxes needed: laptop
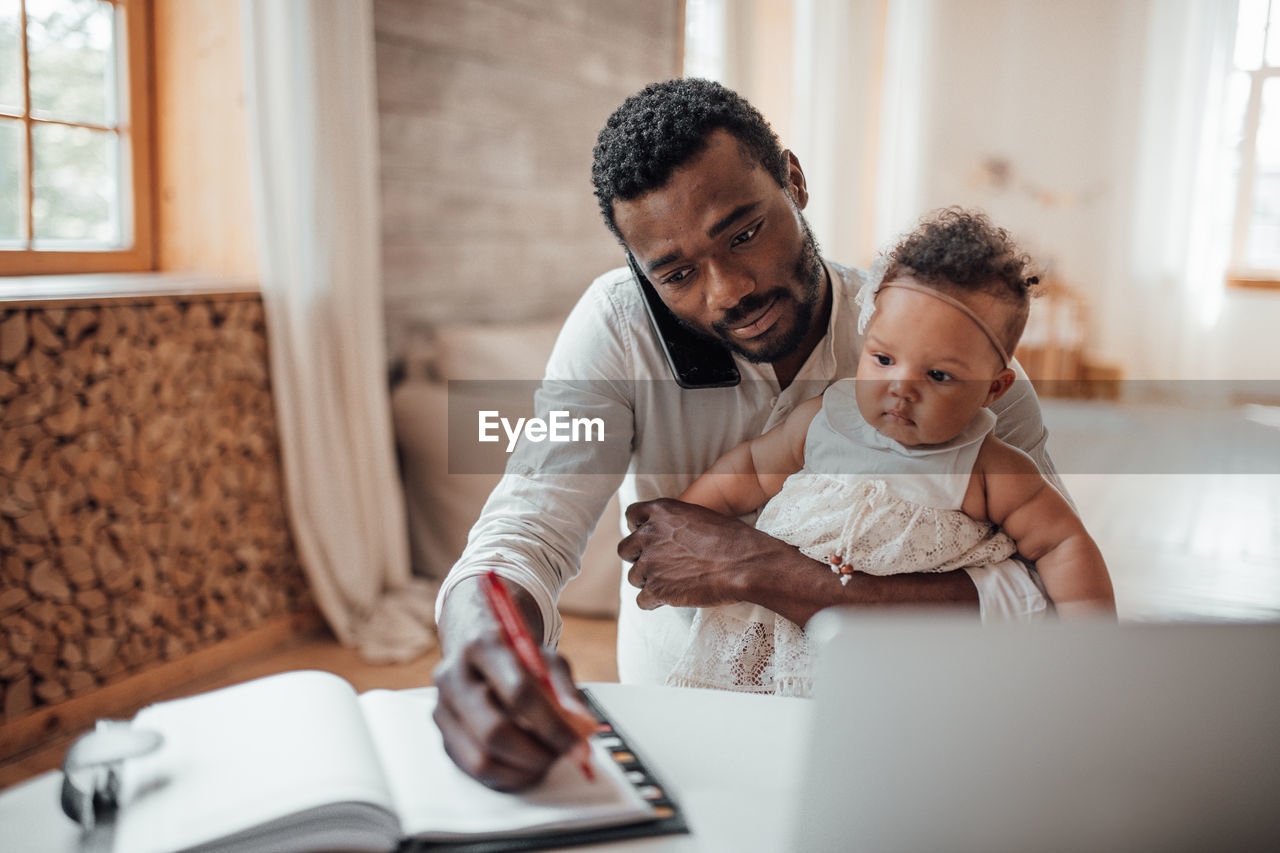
[789,612,1280,852]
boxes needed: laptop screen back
[790,613,1280,852]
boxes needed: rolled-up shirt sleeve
[964,559,1052,621]
[435,282,636,647]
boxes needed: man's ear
[984,368,1016,406]
[785,150,808,210]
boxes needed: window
[0,0,152,275]
[1226,0,1280,285]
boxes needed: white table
[0,683,813,852]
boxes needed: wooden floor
[166,610,623,695]
[0,613,619,789]
[1041,398,1280,623]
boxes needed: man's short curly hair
[884,207,1040,355]
[591,78,789,244]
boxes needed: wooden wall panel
[152,0,258,280]
[373,0,684,358]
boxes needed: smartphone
[627,253,740,389]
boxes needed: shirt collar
[792,259,858,386]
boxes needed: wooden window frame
[0,0,153,276]
[1226,0,1280,291]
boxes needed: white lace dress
[665,379,1016,696]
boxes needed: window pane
[1244,174,1280,268]
[1219,72,1251,247]
[1235,0,1269,70]
[1269,0,1280,66]
[1257,76,1280,173]
[32,121,120,245]
[1245,77,1280,269]
[27,0,117,126]
[0,117,22,242]
[1224,71,1252,157]
[0,0,20,112]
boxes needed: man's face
[612,129,826,365]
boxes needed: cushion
[428,318,566,381]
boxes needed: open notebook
[104,670,685,853]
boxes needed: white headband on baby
[855,256,1011,368]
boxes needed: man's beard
[679,214,825,364]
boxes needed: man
[432,79,1055,791]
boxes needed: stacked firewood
[0,295,311,723]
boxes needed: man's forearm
[736,545,979,629]
[438,575,546,655]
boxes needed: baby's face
[855,281,1010,446]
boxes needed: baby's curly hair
[591,78,789,244]
[884,207,1040,355]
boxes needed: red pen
[480,570,596,782]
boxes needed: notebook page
[115,671,399,853]
[358,688,654,840]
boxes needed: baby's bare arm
[678,442,767,517]
[974,438,1116,617]
[678,396,823,517]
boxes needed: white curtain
[872,0,933,249]
[240,0,436,662]
[1125,0,1239,379]
[790,0,886,266]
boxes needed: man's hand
[617,498,790,610]
[432,577,584,791]
[618,497,981,625]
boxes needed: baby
[667,208,1115,696]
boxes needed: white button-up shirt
[437,261,1054,685]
